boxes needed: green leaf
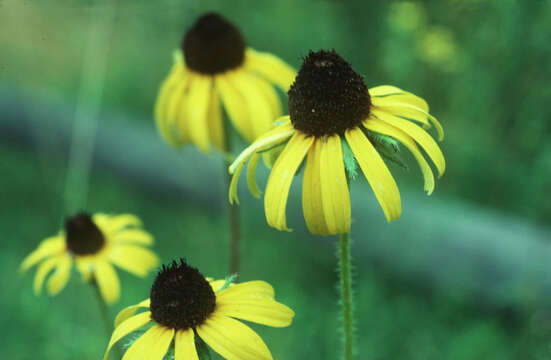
[341,139,358,180]
[196,335,212,360]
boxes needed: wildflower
[104,259,294,360]
[20,212,159,304]
[155,12,296,153]
[229,49,445,235]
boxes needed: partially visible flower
[104,259,294,360]
[155,12,296,153]
[20,212,159,304]
[229,50,445,235]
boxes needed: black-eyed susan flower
[104,259,294,360]
[20,212,159,304]
[155,12,296,153]
[229,50,445,235]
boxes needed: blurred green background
[1,0,551,359]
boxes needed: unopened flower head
[155,12,296,154]
[229,49,445,235]
[20,212,159,303]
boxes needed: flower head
[229,49,446,235]
[20,212,159,303]
[155,12,296,153]
[104,259,294,360]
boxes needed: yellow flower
[104,260,294,360]
[20,212,159,304]
[155,12,296,153]
[229,50,445,235]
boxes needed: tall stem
[338,232,354,360]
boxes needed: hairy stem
[338,232,355,360]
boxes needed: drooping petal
[122,324,174,360]
[302,139,331,235]
[154,65,187,147]
[216,280,275,301]
[185,75,212,153]
[229,159,246,205]
[75,258,93,282]
[372,109,445,177]
[197,314,273,360]
[110,229,153,246]
[229,71,274,139]
[104,311,152,360]
[33,254,64,295]
[216,299,294,327]
[46,253,72,296]
[369,85,429,111]
[96,214,141,234]
[364,118,435,195]
[345,128,402,222]
[94,260,120,304]
[174,329,199,360]
[217,73,254,141]
[228,120,294,174]
[206,84,225,151]
[319,135,351,234]
[245,74,282,119]
[108,244,159,277]
[246,153,262,198]
[20,235,65,272]
[245,48,296,91]
[114,298,151,327]
[264,132,314,231]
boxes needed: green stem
[338,232,354,360]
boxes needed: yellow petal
[122,324,174,360]
[33,254,64,295]
[373,101,444,141]
[369,85,429,111]
[172,78,193,144]
[229,71,274,140]
[154,64,187,147]
[75,258,93,282]
[110,229,154,246]
[345,128,402,222]
[104,311,152,360]
[114,298,151,327]
[108,244,159,277]
[372,109,445,177]
[246,153,262,198]
[20,235,65,272]
[216,299,294,327]
[364,118,435,195]
[97,214,141,233]
[206,83,225,151]
[46,253,72,296]
[245,48,296,91]
[264,132,314,231]
[185,75,212,153]
[229,159,246,205]
[94,261,120,304]
[197,314,273,360]
[245,74,282,119]
[229,121,294,174]
[216,280,275,301]
[302,139,331,235]
[174,329,199,360]
[217,74,254,141]
[319,135,351,234]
